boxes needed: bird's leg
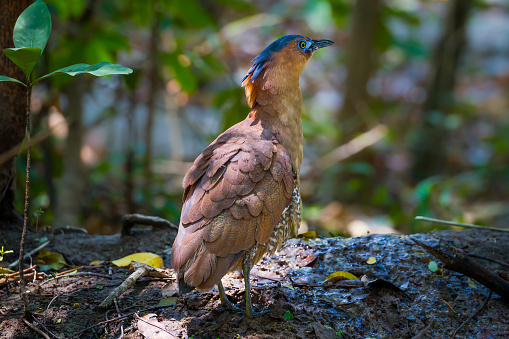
[217,280,241,312]
[242,252,255,317]
[241,251,270,318]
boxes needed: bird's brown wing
[171,122,293,290]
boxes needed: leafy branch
[0,0,132,319]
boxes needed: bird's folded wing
[172,124,293,270]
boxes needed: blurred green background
[13,0,509,236]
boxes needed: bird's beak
[309,39,335,52]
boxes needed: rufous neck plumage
[243,69,304,173]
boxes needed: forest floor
[0,224,508,339]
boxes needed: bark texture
[0,0,29,227]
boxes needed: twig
[19,85,33,319]
[114,298,124,339]
[121,213,177,236]
[32,315,61,339]
[23,318,50,339]
[0,270,43,288]
[2,265,35,279]
[54,265,103,277]
[415,216,509,233]
[450,291,492,338]
[9,241,50,269]
[70,304,175,338]
[411,320,434,339]
[39,272,113,287]
[99,263,151,310]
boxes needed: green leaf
[13,0,52,54]
[428,261,438,273]
[283,310,293,320]
[34,62,133,84]
[157,297,177,307]
[0,75,26,86]
[3,47,42,80]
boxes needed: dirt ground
[0,224,508,339]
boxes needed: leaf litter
[0,227,508,338]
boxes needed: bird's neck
[244,76,304,173]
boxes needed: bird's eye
[298,40,307,50]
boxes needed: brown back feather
[170,119,293,290]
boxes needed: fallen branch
[121,213,177,236]
[99,262,173,310]
[411,238,509,300]
[415,216,509,233]
[450,291,492,338]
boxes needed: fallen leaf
[428,261,438,273]
[283,310,293,320]
[161,282,178,298]
[137,313,176,339]
[467,278,477,288]
[90,259,104,266]
[366,257,376,265]
[112,252,163,268]
[157,297,177,307]
[36,249,66,271]
[323,271,359,283]
[296,231,317,239]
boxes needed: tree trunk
[411,0,472,181]
[339,0,382,143]
[0,0,29,227]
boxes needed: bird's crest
[241,35,305,86]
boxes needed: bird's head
[242,35,334,87]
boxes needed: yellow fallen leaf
[296,231,317,239]
[90,259,104,266]
[323,271,359,283]
[36,249,67,270]
[367,257,376,265]
[112,252,164,268]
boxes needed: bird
[170,35,334,317]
